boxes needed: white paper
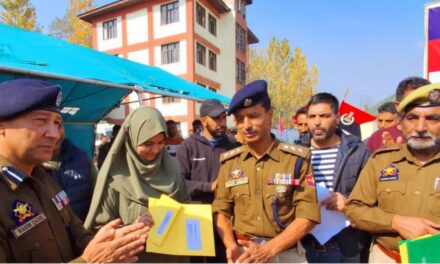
[309,182,350,245]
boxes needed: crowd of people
[0,76,438,263]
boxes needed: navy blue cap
[0,79,62,120]
[227,80,269,115]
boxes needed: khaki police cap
[397,83,440,113]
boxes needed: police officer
[212,80,320,263]
[0,79,151,262]
[346,83,440,263]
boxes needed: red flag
[339,101,376,125]
[278,114,283,137]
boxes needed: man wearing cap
[0,79,152,262]
[177,99,236,262]
[346,83,440,262]
[212,80,320,263]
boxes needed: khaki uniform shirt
[346,145,440,251]
[212,140,320,238]
[0,155,92,262]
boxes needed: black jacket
[334,130,371,262]
[176,134,237,203]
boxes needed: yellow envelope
[148,195,183,246]
[146,196,215,256]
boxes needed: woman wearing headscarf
[85,107,189,263]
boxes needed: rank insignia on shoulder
[379,164,399,181]
[10,200,47,238]
[305,174,315,187]
[221,147,244,162]
[52,190,70,211]
[278,143,309,158]
[226,168,248,188]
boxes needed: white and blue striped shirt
[311,146,339,191]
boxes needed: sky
[30,0,434,107]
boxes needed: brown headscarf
[84,107,188,229]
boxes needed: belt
[302,235,339,252]
[376,243,401,263]
[234,231,297,249]
[234,231,271,245]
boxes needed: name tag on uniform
[51,190,70,211]
[10,200,47,238]
[226,177,249,188]
[379,164,399,181]
[11,213,47,238]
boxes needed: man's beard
[206,124,226,139]
[311,126,335,143]
[406,131,440,152]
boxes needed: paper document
[309,182,350,245]
[146,195,215,256]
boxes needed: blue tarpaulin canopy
[0,23,230,156]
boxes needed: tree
[0,0,40,31]
[49,0,93,47]
[248,38,318,129]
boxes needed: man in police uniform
[0,79,152,262]
[346,83,440,262]
[212,80,320,263]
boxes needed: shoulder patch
[220,146,245,162]
[278,143,310,158]
[372,144,402,158]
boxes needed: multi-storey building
[79,0,258,137]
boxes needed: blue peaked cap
[0,79,62,120]
[227,80,269,115]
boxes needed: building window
[235,0,246,18]
[196,43,206,65]
[197,82,206,87]
[236,24,246,54]
[209,50,217,71]
[163,96,181,104]
[103,19,117,40]
[161,42,180,64]
[161,1,179,25]
[196,3,205,27]
[236,59,246,85]
[208,14,216,36]
[208,87,216,92]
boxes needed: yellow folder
[146,195,215,256]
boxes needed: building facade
[79,0,257,137]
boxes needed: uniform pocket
[428,189,440,217]
[265,185,293,216]
[231,185,250,216]
[377,181,406,213]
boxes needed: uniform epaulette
[372,144,402,157]
[278,143,310,158]
[220,146,245,162]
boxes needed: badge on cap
[226,168,248,188]
[51,190,70,211]
[10,200,47,238]
[429,89,440,104]
[379,164,399,181]
[244,98,252,107]
[56,90,62,107]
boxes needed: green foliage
[248,38,318,129]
